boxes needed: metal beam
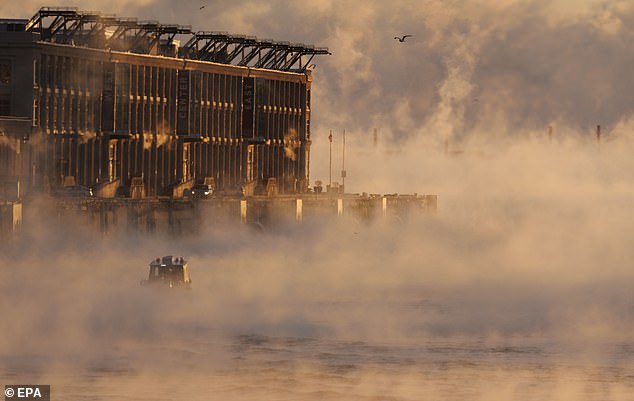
[225,36,257,63]
[25,6,330,71]
[254,42,289,69]
[237,39,274,66]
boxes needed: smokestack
[596,125,601,143]
[373,128,378,147]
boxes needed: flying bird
[199,5,206,9]
[394,35,412,42]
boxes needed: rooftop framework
[181,32,330,70]
[24,7,330,71]
[25,7,191,55]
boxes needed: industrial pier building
[0,8,436,234]
[0,7,329,199]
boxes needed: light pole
[341,129,346,191]
[328,130,333,188]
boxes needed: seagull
[394,35,412,42]
[199,5,206,9]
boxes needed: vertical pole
[15,139,20,199]
[328,130,332,188]
[240,199,247,224]
[382,196,387,218]
[596,125,601,143]
[341,129,346,192]
[100,203,108,235]
[296,198,303,223]
[168,204,174,235]
[12,202,22,232]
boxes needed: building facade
[0,8,329,200]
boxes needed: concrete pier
[19,193,436,235]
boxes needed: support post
[100,204,108,234]
[240,199,247,224]
[296,198,303,223]
[382,196,387,218]
[12,202,22,232]
[328,130,332,188]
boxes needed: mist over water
[2,0,634,399]
[2,136,634,400]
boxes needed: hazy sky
[3,0,634,144]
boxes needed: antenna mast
[341,129,346,191]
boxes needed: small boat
[141,255,192,289]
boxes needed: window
[0,60,10,116]
[0,94,9,115]
[115,63,130,133]
[0,61,10,85]
[6,23,24,32]
[33,59,39,87]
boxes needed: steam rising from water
[283,128,299,160]
[2,137,634,399]
[0,133,18,152]
[1,1,634,399]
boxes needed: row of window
[36,55,244,105]
[0,60,10,85]
[256,78,305,110]
[43,135,250,191]
[0,60,10,115]
[33,54,309,141]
